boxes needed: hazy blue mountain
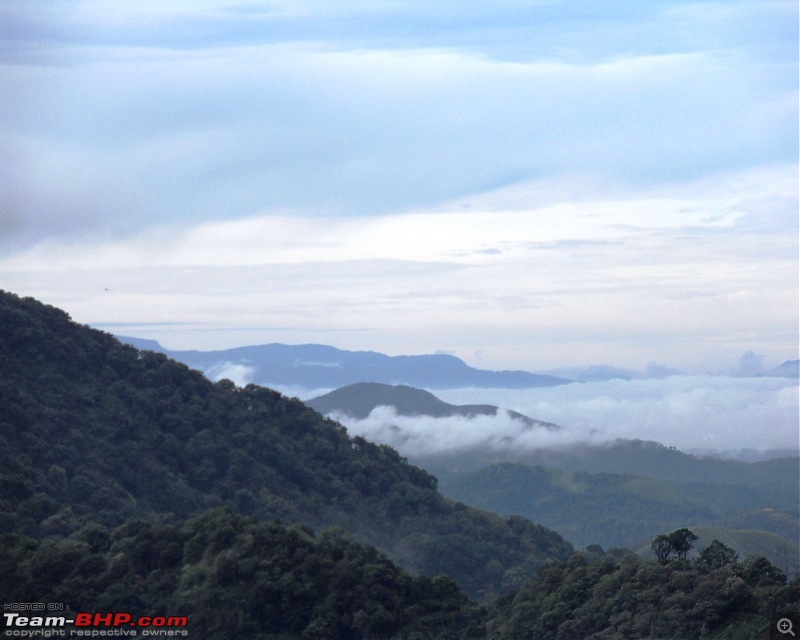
[543,362,683,381]
[764,359,800,378]
[543,364,639,382]
[117,336,571,389]
[306,382,560,429]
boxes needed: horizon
[107,328,798,379]
[107,328,800,458]
[1,1,797,374]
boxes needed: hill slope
[0,290,572,599]
[306,382,560,429]
[437,462,799,570]
[118,336,570,389]
[1,508,486,640]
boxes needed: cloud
[321,376,799,459]
[0,2,796,247]
[0,162,795,373]
[734,351,767,377]
[205,361,255,387]
[326,406,592,458]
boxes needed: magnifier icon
[778,618,795,636]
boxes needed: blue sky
[0,0,797,373]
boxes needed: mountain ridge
[117,336,572,389]
[306,381,561,430]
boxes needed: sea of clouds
[283,376,799,461]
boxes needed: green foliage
[485,546,798,639]
[0,508,485,640]
[436,462,799,553]
[0,290,572,599]
[4,514,794,639]
[698,540,739,570]
[651,528,698,565]
[652,534,673,565]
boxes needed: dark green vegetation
[1,509,486,640]
[307,382,558,428]
[487,541,799,640]
[2,514,796,639]
[1,290,797,639]
[436,462,799,570]
[0,290,571,600]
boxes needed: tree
[669,528,698,561]
[651,528,698,565]
[651,534,673,565]
[698,540,738,570]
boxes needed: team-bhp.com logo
[4,611,189,637]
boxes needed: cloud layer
[310,376,799,460]
[1,1,796,246]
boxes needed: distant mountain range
[306,382,560,430]
[544,360,799,382]
[118,337,571,389]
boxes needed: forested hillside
[0,290,571,599]
[2,511,797,639]
[486,546,799,639]
[1,508,486,640]
[437,462,800,569]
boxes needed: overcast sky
[0,0,797,373]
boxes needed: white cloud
[1,8,795,245]
[204,361,255,387]
[324,376,800,459]
[0,163,795,372]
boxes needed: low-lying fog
[286,376,799,462]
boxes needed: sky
[0,0,798,373]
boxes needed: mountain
[419,437,800,492]
[118,336,571,389]
[0,290,573,599]
[765,359,800,378]
[437,462,799,570]
[306,382,560,429]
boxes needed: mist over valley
[133,336,798,463]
